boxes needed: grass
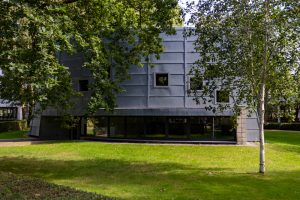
[0,172,113,200]
[0,130,299,199]
[0,130,28,139]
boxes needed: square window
[155,73,168,87]
[216,90,230,103]
[79,80,89,91]
[189,77,203,91]
[206,53,218,64]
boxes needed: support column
[165,117,169,138]
[236,108,248,145]
[107,117,111,137]
[143,117,147,137]
[29,114,41,137]
[124,117,127,138]
[17,106,23,120]
[185,118,191,139]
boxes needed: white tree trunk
[259,84,266,174]
[258,0,269,174]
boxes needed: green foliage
[0,120,27,132]
[265,122,300,131]
[185,0,299,116]
[0,0,78,121]
[0,130,28,139]
[185,0,299,173]
[0,0,180,117]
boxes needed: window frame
[215,90,230,104]
[188,75,204,92]
[154,72,169,88]
[78,79,89,92]
[206,53,218,64]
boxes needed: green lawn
[0,172,111,200]
[0,130,299,199]
[0,130,28,139]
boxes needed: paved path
[0,139,47,147]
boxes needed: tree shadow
[0,156,299,199]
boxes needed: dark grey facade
[31,28,259,142]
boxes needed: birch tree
[186,0,299,173]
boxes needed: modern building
[31,28,259,143]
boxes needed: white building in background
[0,69,23,121]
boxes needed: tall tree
[186,0,299,173]
[0,0,181,123]
[0,0,77,124]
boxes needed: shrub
[264,123,300,131]
[0,120,27,132]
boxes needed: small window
[155,73,169,87]
[207,53,218,64]
[189,76,203,91]
[79,80,89,91]
[216,90,230,103]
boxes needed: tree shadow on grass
[0,156,299,200]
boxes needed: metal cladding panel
[117,96,147,108]
[150,64,184,74]
[246,118,259,130]
[186,64,195,74]
[151,53,184,63]
[247,130,260,141]
[128,65,147,74]
[170,75,184,85]
[149,74,184,86]
[70,96,90,115]
[186,34,198,42]
[95,108,233,116]
[120,74,147,86]
[59,52,84,61]
[149,97,184,108]
[186,53,200,64]
[119,85,147,96]
[163,41,184,52]
[186,41,197,52]
[159,30,184,41]
[71,69,91,77]
[150,86,184,97]
[61,58,83,69]
[186,97,212,108]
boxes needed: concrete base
[236,108,248,145]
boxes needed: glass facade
[88,116,236,141]
[0,107,18,120]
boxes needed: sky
[178,0,199,26]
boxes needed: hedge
[0,120,27,132]
[264,123,300,131]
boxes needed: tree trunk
[259,83,266,174]
[258,0,270,174]
[27,103,34,127]
[277,105,281,123]
[295,104,299,122]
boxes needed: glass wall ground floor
[86,116,236,141]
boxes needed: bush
[265,123,300,131]
[0,120,27,132]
